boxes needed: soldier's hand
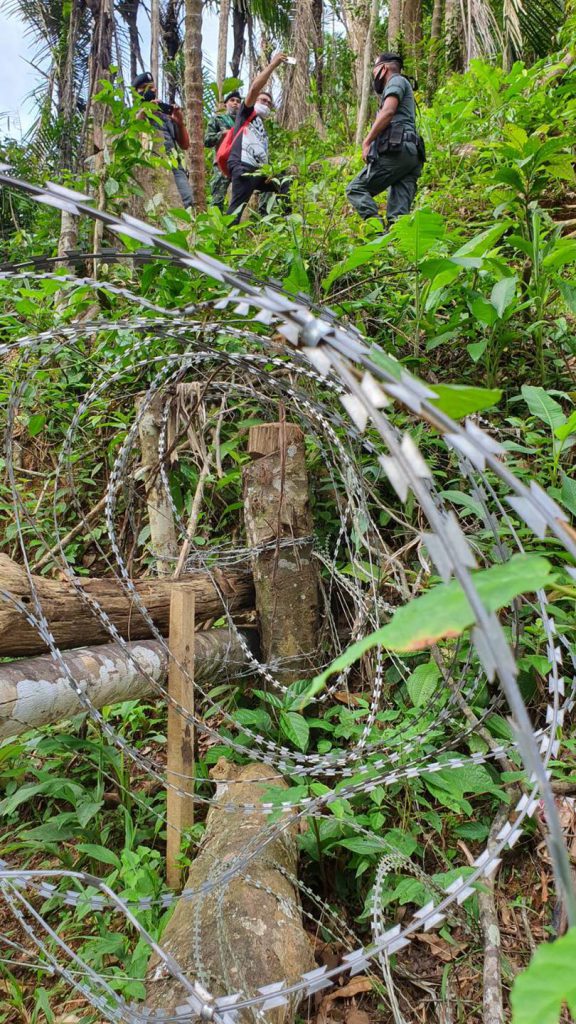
[362,139,371,162]
[171,105,184,124]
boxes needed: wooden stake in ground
[243,421,319,683]
[136,391,178,577]
[166,585,195,890]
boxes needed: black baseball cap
[375,52,404,67]
[224,90,241,101]
[133,71,154,89]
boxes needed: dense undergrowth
[1,33,576,1024]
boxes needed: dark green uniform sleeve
[383,74,407,102]
[204,115,226,149]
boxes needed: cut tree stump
[243,423,319,683]
[145,760,314,1023]
[0,554,253,658]
[0,629,254,739]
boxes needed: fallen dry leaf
[331,978,373,1000]
[414,932,467,962]
[317,976,373,1024]
[346,1009,371,1024]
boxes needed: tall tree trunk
[341,0,373,101]
[445,0,464,70]
[426,0,443,97]
[85,0,114,263]
[151,0,160,85]
[312,0,324,114]
[230,0,247,77]
[387,0,402,47]
[161,0,182,103]
[279,0,318,130]
[217,0,230,95]
[57,0,81,261]
[183,0,206,209]
[402,0,423,69]
[355,0,380,145]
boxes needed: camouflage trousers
[209,169,230,211]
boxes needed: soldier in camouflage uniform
[204,91,242,210]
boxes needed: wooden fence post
[166,585,195,890]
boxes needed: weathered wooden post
[243,421,320,683]
[136,391,178,577]
[166,585,196,890]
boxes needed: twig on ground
[461,803,509,1024]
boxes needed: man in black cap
[204,90,242,210]
[133,71,192,208]
[346,53,424,227]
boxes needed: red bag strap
[231,108,257,143]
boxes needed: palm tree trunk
[86,0,114,266]
[426,0,443,97]
[217,0,230,93]
[355,0,380,146]
[183,0,206,210]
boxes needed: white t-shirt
[229,102,269,170]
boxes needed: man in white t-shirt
[226,53,292,223]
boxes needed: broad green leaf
[490,276,518,317]
[554,409,576,442]
[438,490,484,517]
[521,386,566,433]
[511,927,576,1024]
[279,712,309,752]
[406,662,440,707]
[561,473,576,518]
[467,340,488,362]
[453,222,510,257]
[543,240,576,270]
[299,555,553,700]
[338,837,389,855]
[391,208,445,262]
[558,280,576,313]
[430,384,501,418]
[76,800,104,828]
[28,413,46,437]
[470,295,498,327]
[323,240,385,290]
[77,843,121,868]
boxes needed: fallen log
[0,630,255,739]
[0,554,254,658]
[145,760,315,1023]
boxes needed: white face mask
[254,102,271,118]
